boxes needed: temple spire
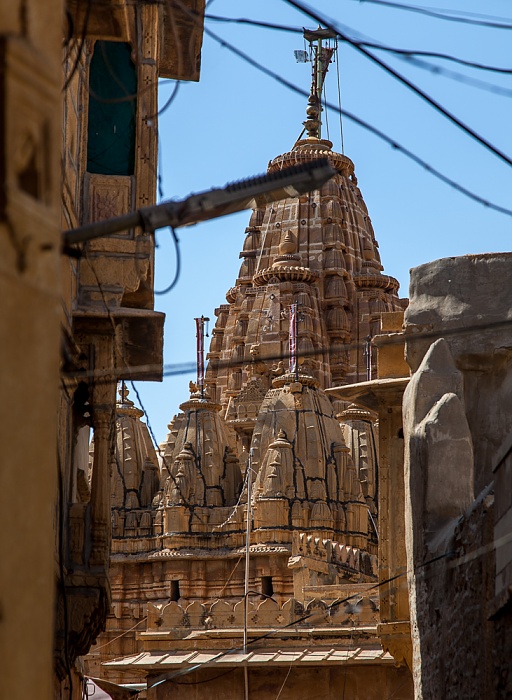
[301,27,338,139]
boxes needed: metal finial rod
[195,316,209,397]
[302,27,337,139]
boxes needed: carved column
[89,410,113,566]
[375,393,412,670]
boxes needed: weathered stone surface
[405,253,512,373]
[419,392,474,527]
[403,339,473,541]
[403,253,512,700]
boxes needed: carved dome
[112,386,160,511]
[160,388,242,509]
[250,375,367,543]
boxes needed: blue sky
[133,0,511,445]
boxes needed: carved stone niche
[231,378,267,427]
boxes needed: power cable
[61,315,512,385]
[148,548,455,687]
[63,0,93,92]
[91,617,148,652]
[348,0,512,29]
[275,662,293,699]
[358,42,512,74]
[128,380,204,520]
[171,1,512,217]
[81,251,197,511]
[158,80,181,116]
[394,55,512,98]
[283,0,512,168]
[209,30,512,216]
[154,227,181,295]
[57,450,74,700]
[204,13,512,74]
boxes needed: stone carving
[403,338,474,537]
[259,430,294,498]
[95,93,412,698]
[166,442,196,505]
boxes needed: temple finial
[117,380,133,406]
[301,27,337,140]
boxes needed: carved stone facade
[401,253,512,699]
[0,3,64,700]
[0,2,204,700]
[85,129,413,698]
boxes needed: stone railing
[144,593,380,638]
[291,532,377,578]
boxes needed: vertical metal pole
[195,316,205,397]
[244,451,252,653]
[365,335,372,382]
[316,38,323,138]
[244,450,253,700]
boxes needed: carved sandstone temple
[86,34,412,699]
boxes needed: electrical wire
[213,464,251,531]
[283,0,512,168]
[91,617,148,651]
[204,13,512,74]
[275,662,293,699]
[348,0,512,29]
[147,549,455,687]
[174,3,512,217]
[154,227,181,294]
[145,519,511,689]
[335,40,345,154]
[57,450,74,700]
[128,380,204,519]
[63,0,93,92]
[82,251,196,510]
[394,54,512,98]
[61,315,512,385]
[158,80,181,116]
[358,41,512,74]
[218,554,245,597]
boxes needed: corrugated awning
[104,646,395,671]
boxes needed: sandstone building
[0,2,205,699]
[85,38,415,698]
[330,252,512,699]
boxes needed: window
[87,41,137,175]
[261,576,273,598]
[170,580,181,602]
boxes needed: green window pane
[87,41,137,176]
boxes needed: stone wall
[148,665,413,700]
[0,3,63,700]
[403,253,512,699]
